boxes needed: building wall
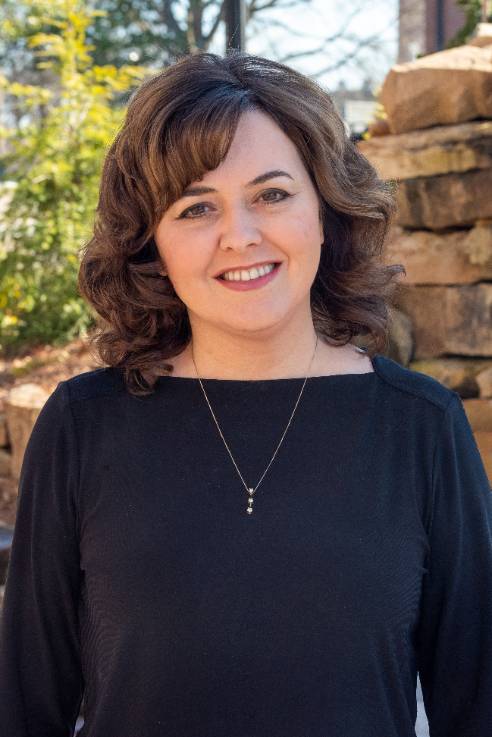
[425,0,466,53]
[399,0,468,62]
[398,0,426,62]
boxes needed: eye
[260,188,292,204]
[177,202,213,220]
[177,189,293,220]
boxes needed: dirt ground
[0,337,101,528]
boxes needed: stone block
[473,431,492,483]
[396,168,492,229]
[396,283,492,358]
[0,449,11,477]
[0,413,7,447]
[476,366,492,398]
[385,222,492,284]
[359,121,492,180]
[380,44,492,134]
[4,383,48,481]
[409,357,492,396]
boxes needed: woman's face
[154,108,324,335]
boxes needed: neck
[175,313,322,380]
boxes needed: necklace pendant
[194,334,317,522]
[247,488,254,515]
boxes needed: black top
[1,353,491,737]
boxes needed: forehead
[200,109,306,180]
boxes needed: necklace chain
[191,334,319,515]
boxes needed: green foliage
[446,1,490,48]
[85,0,186,67]
[0,0,148,356]
[1,0,216,84]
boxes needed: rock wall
[0,384,50,606]
[358,33,492,481]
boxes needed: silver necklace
[191,334,319,516]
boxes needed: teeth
[222,263,276,281]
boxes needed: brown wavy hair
[78,50,405,397]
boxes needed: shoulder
[56,356,458,412]
[371,353,458,412]
[21,370,124,456]
[57,366,126,405]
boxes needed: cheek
[155,221,206,274]
[284,210,322,258]
[156,229,197,270]
[163,241,215,293]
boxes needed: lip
[215,262,282,291]
[213,260,280,278]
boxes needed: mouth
[215,262,282,291]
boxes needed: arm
[0,381,84,736]
[416,392,492,736]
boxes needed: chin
[221,311,292,335]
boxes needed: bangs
[152,88,259,211]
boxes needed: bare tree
[156,0,406,90]
[244,0,400,81]
[158,0,399,83]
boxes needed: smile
[215,262,282,291]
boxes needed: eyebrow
[179,169,294,198]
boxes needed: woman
[1,51,491,737]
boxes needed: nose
[218,204,262,252]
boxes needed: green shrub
[0,0,147,356]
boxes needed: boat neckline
[154,352,383,384]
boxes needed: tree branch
[203,1,226,44]
[247,0,311,17]
[309,27,395,77]
[271,4,398,70]
[160,0,185,39]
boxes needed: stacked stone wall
[359,32,492,480]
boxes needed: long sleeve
[416,392,492,736]
[0,381,84,736]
